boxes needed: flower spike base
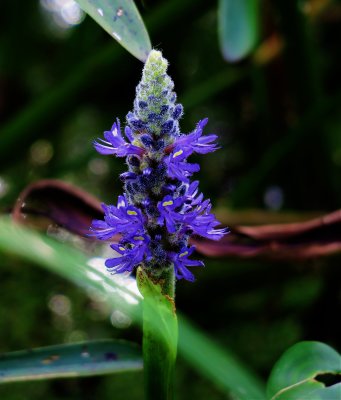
[137,267,177,400]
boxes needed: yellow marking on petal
[127,210,138,216]
[179,251,188,258]
[119,246,125,251]
[173,149,183,158]
[134,236,144,241]
[162,200,173,207]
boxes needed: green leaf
[267,341,341,400]
[74,0,151,61]
[0,218,265,398]
[0,217,142,322]
[218,0,260,62]
[0,340,142,383]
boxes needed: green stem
[137,267,177,400]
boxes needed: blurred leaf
[137,268,178,399]
[0,217,266,398]
[218,0,260,62]
[0,217,142,321]
[178,316,266,400]
[0,340,142,383]
[75,0,151,61]
[194,209,341,260]
[267,341,341,400]
[12,179,104,237]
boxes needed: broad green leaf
[137,268,178,399]
[0,340,142,383]
[0,218,265,398]
[218,0,260,62]
[267,381,341,400]
[267,341,341,400]
[74,0,151,61]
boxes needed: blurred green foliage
[0,0,340,398]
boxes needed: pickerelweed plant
[90,50,227,283]
[90,49,227,399]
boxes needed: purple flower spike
[90,50,228,282]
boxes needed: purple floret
[169,246,204,282]
[90,195,145,240]
[183,199,229,241]
[157,195,184,233]
[171,118,219,156]
[106,235,151,274]
[93,119,144,157]
[165,148,200,183]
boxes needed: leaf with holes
[267,341,341,400]
[218,0,260,62]
[0,340,142,383]
[74,0,151,61]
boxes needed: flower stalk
[137,267,177,400]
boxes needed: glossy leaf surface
[267,341,341,400]
[75,0,151,61]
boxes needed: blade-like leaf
[178,316,265,400]
[0,217,266,398]
[218,0,260,62]
[74,0,151,61]
[267,341,341,400]
[0,340,142,383]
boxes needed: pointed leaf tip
[75,0,152,61]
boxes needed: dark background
[0,0,340,398]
